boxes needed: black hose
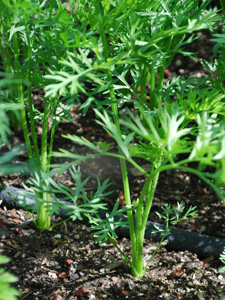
[0,184,224,259]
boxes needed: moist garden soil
[0,29,225,300]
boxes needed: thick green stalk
[27,84,40,168]
[24,15,40,169]
[96,4,137,268]
[17,84,33,160]
[37,192,51,231]
[150,69,157,110]
[158,66,165,99]
[36,99,52,231]
[7,42,12,74]
[47,98,57,172]
[140,65,148,105]
[150,66,164,111]
[141,149,164,235]
[13,33,34,167]
[139,65,149,126]
[142,168,160,233]
[133,165,160,278]
[27,80,40,169]
[133,170,152,276]
[110,83,137,268]
[40,100,51,172]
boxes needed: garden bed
[0,1,225,299]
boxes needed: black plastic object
[0,184,224,259]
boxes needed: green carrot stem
[25,16,40,169]
[150,69,156,110]
[47,98,57,171]
[40,100,51,173]
[96,5,136,265]
[18,82,33,165]
[134,175,152,268]
[141,169,160,237]
[140,65,147,105]
[37,100,52,230]
[37,192,51,231]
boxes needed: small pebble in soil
[53,234,61,239]
[175,59,182,67]
[178,69,185,74]
[79,271,85,276]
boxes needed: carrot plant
[0,0,64,230]
[0,0,105,230]
[43,0,225,278]
[1,0,224,278]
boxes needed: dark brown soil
[0,30,225,300]
[0,193,225,300]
